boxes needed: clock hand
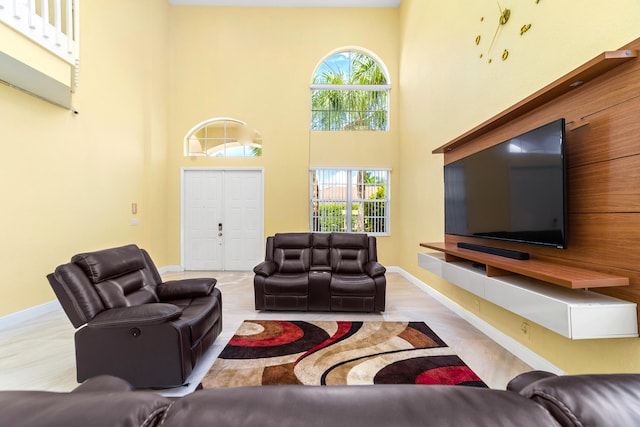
[488,3,510,55]
[488,22,501,54]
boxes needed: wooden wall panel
[566,98,640,167]
[564,213,640,270]
[442,36,640,322]
[569,156,640,213]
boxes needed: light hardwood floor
[0,271,532,395]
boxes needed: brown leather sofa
[253,232,386,312]
[47,244,222,388]
[2,371,640,426]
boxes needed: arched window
[310,49,390,131]
[184,118,262,157]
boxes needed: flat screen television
[444,118,567,249]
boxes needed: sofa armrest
[254,261,277,277]
[506,371,557,393]
[364,261,386,278]
[157,278,217,301]
[517,373,640,426]
[87,304,182,328]
[72,375,134,393]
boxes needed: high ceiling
[168,0,400,7]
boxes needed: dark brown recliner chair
[47,244,222,388]
[254,232,386,312]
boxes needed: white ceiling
[168,0,400,7]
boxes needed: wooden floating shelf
[420,242,629,290]
[433,49,638,154]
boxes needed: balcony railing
[0,0,79,68]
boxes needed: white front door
[183,169,263,271]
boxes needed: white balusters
[0,0,79,66]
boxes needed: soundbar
[457,242,530,260]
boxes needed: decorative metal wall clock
[475,0,540,63]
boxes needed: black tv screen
[444,118,567,249]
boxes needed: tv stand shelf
[420,242,629,289]
[418,244,637,339]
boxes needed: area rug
[202,320,487,388]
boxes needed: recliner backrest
[273,233,312,273]
[71,244,159,309]
[330,233,370,274]
[48,244,161,328]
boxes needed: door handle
[218,223,223,237]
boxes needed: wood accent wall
[439,36,640,313]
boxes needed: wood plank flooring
[0,272,532,395]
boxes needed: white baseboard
[0,300,61,331]
[158,265,183,274]
[390,266,564,375]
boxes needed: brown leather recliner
[253,232,386,312]
[47,244,222,388]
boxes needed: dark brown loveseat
[47,244,222,388]
[253,232,386,312]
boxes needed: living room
[1,0,640,401]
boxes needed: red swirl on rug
[416,366,483,385]
[228,320,305,347]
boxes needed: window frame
[310,49,391,132]
[309,168,390,236]
[183,117,262,157]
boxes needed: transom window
[311,50,390,131]
[184,118,262,157]
[310,168,390,235]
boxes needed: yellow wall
[397,0,640,373]
[0,0,170,316]
[3,0,640,375]
[166,7,400,264]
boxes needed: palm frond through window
[311,51,390,131]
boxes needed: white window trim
[310,84,392,91]
[183,117,262,157]
[309,167,391,236]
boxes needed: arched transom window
[184,118,262,157]
[311,49,390,131]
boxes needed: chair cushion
[264,273,309,295]
[87,304,183,328]
[331,248,368,274]
[274,248,311,274]
[330,274,375,296]
[93,270,159,309]
[312,233,331,268]
[273,233,312,273]
[330,233,370,274]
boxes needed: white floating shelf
[418,252,638,340]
